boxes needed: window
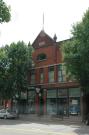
[48,66,54,82]
[37,53,47,61]
[47,90,57,115]
[0,109,6,113]
[58,89,67,98]
[62,65,66,82]
[58,64,63,82]
[58,89,68,116]
[69,88,80,115]
[69,88,80,97]
[47,89,57,98]
[20,92,27,99]
[30,69,35,84]
[40,68,44,83]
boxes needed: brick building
[28,30,81,116]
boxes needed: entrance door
[47,98,57,115]
[39,97,44,115]
[19,100,27,114]
[58,98,68,116]
[85,93,89,115]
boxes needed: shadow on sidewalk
[19,114,83,126]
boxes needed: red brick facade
[29,30,79,88]
[32,45,62,67]
[28,30,80,116]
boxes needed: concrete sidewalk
[19,114,83,125]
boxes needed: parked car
[69,105,80,115]
[85,113,89,125]
[0,109,18,119]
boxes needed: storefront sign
[72,99,78,105]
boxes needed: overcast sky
[0,0,89,46]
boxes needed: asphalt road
[0,119,89,135]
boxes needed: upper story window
[30,69,35,84]
[37,53,47,61]
[58,64,63,82]
[48,66,54,83]
[40,68,44,83]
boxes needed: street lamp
[36,87,41,97]
[35,86,44,115]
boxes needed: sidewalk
[19,114,83,125]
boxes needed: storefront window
[69,88,80,97]
[47,89,56,98]
[58,89,67,98]
[69,88,80,115]
[47,90,57,115]
[58,89,68,115]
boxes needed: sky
[0,0,89,46]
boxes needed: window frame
[30,69,35,84]
[37,53,47,61]
[40,68,44,83]
[48,66,54,83]
[57,64,63,82]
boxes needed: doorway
[58,98,68,116]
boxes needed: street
[0,119,89,135]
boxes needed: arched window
[37,53,47,61]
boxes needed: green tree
[7,41,32,98]
[0,0,11,23]
[0,41,32,99]
[0,46,10,99]
[63,8,89,88]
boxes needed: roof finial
[53,34,57,42]
[42,13,44,31]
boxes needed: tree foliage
[0,41,32,99]
[63,8,89,88]
[0,0,11,23]
[0,47,10,98]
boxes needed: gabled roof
[32,30,56,49]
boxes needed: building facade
[28,30,81,116]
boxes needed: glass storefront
[58,89,68,116]
[25,87,80,115]
[47,89,68,116]
[69,88,80,115]
[47,90,57,115]
[47,88,80,116]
